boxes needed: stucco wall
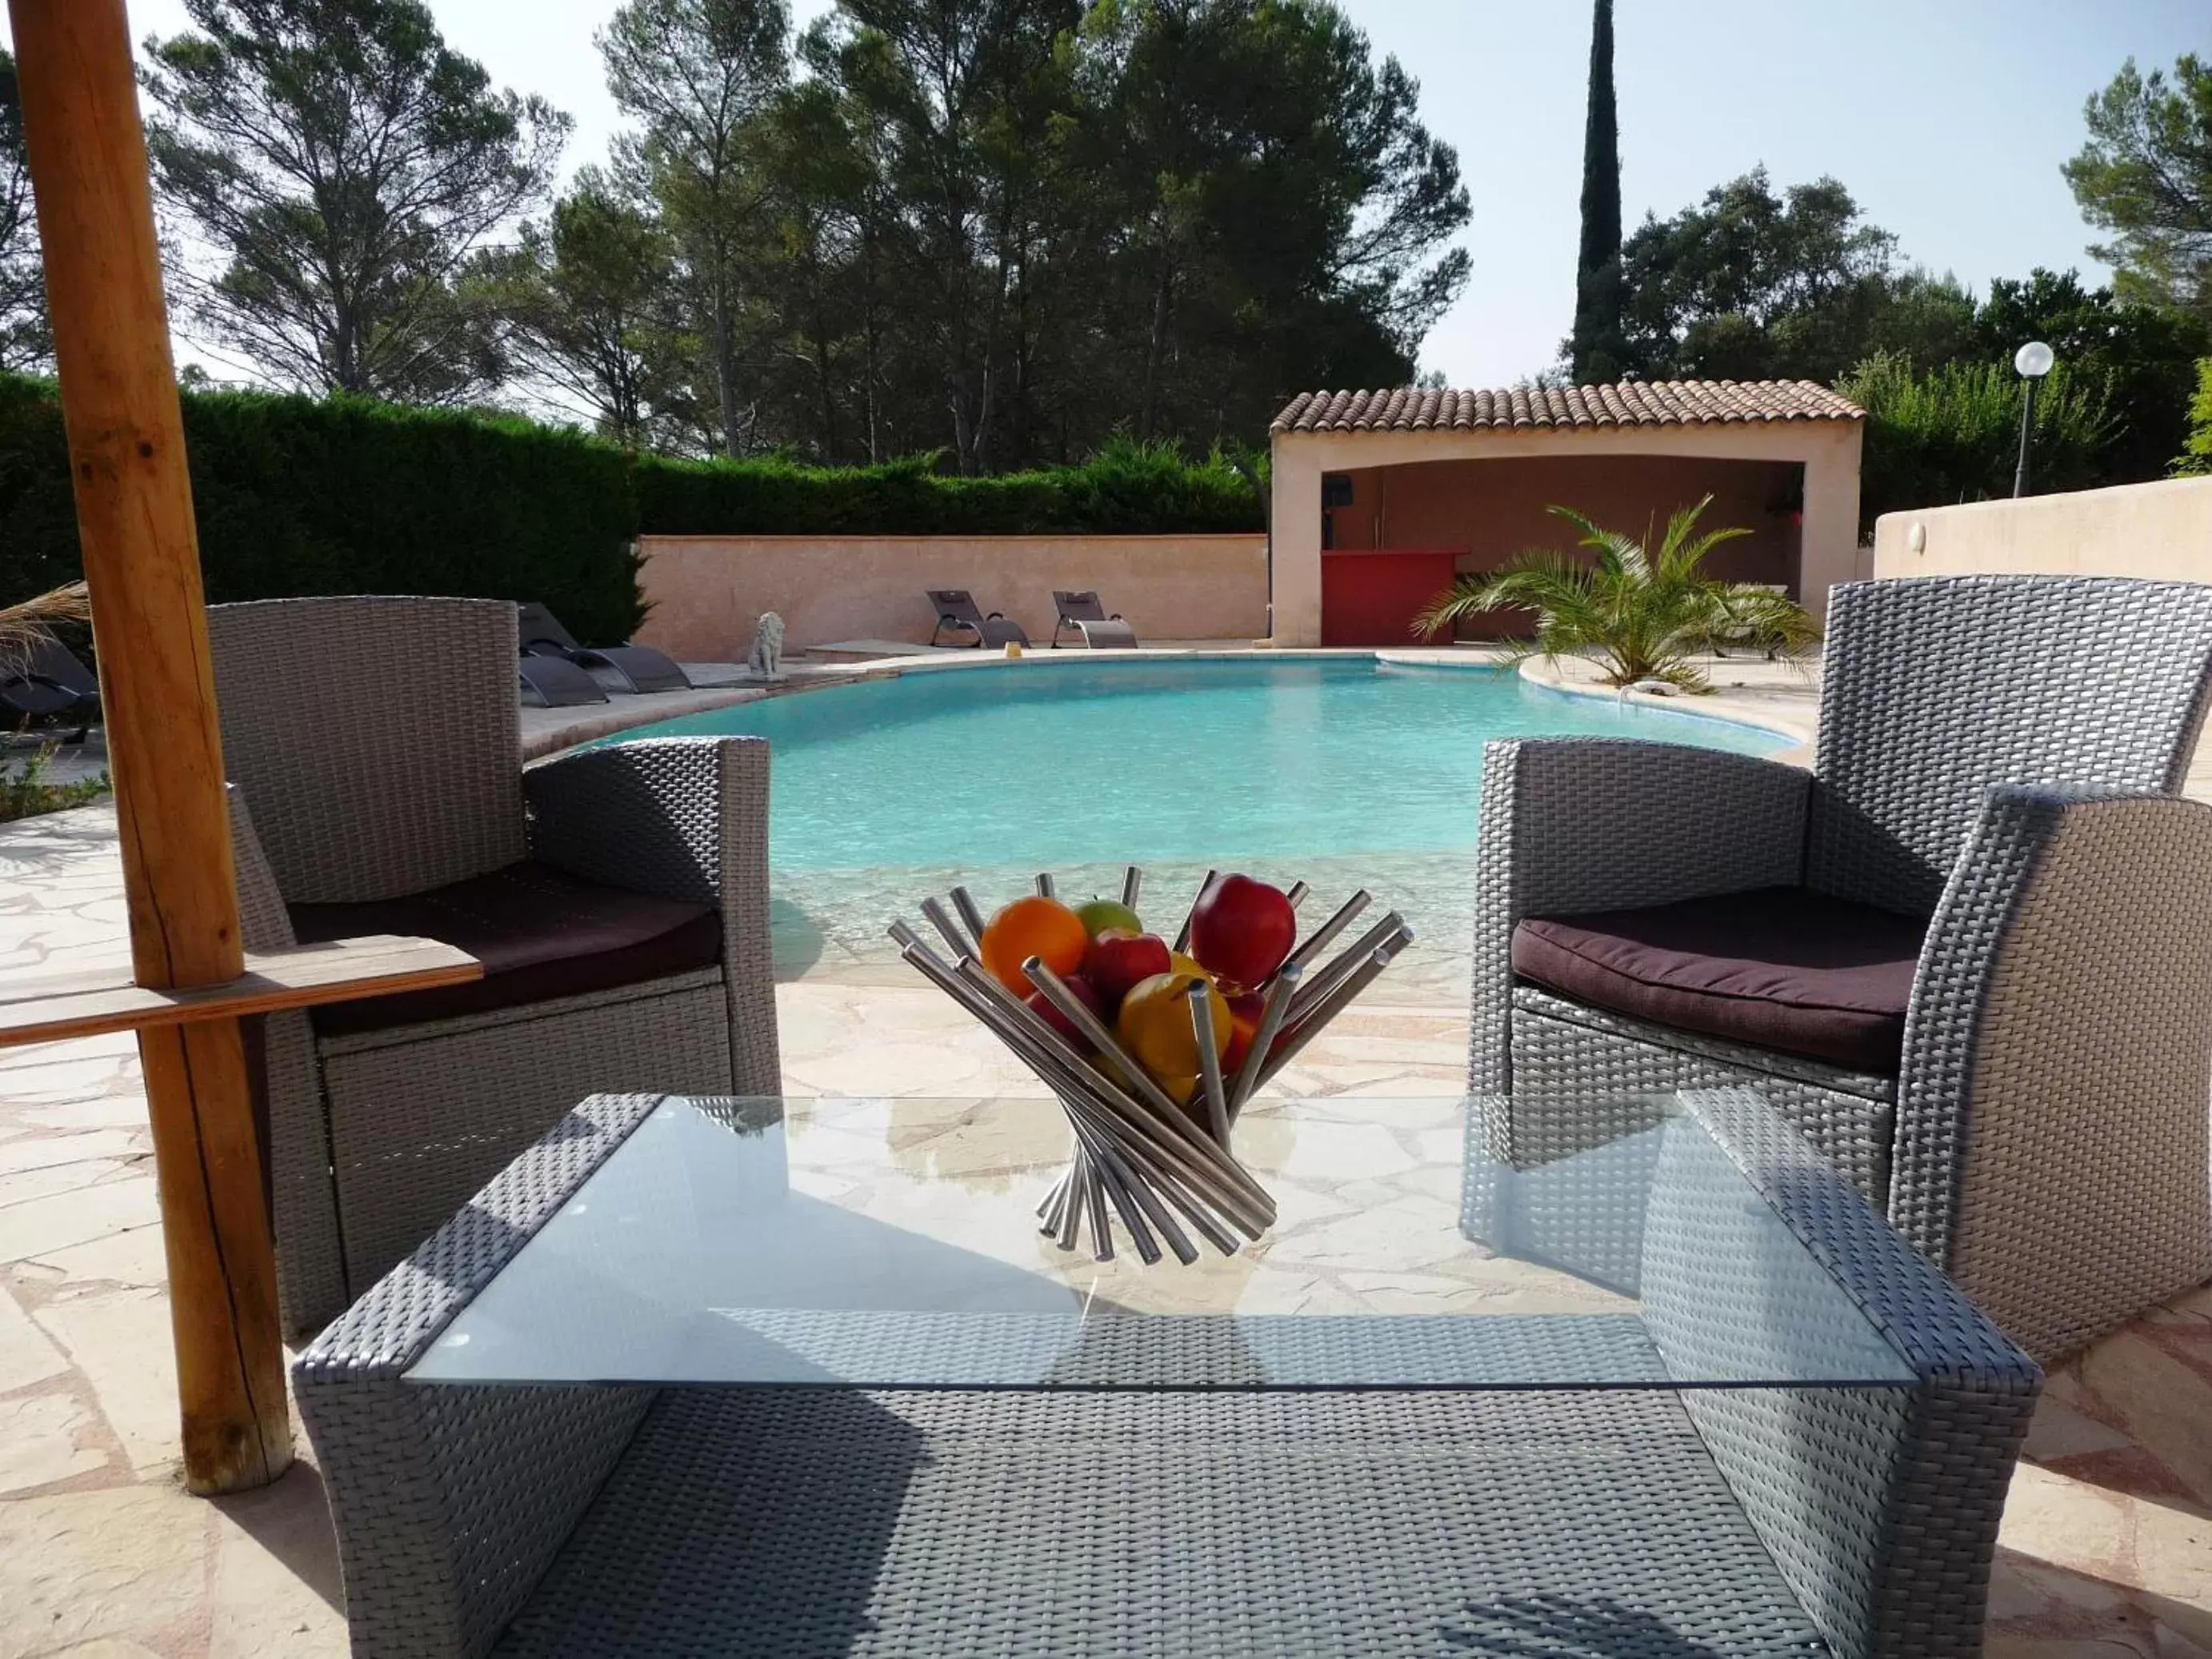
[1873,476,2212,583]
[1270,419,1863,646]
[633,533,1269,658]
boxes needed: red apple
[1085,928,1173,1009]
[1188,873,1297,991]
[1220,989,1266,1072]
[1026,973,1104,1046]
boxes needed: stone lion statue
[746,610,786,681]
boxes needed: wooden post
[10,0,290,1492]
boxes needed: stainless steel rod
[1278,889,1370,980]
[1173,869,1219,954]
[1258,940,1409,1089]
[1285,881,1310,910]
[1121,865,1142,909]
[918,896,976,961]
[1035,872,1056,899]
[962,958,1276,1232]
[1287,912,1408,1025]
[949,885,989,943]
[1189,981,1231,1147]
[1227,961,1301,1117]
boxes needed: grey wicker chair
[296,1087,2036,1658]
[209,596,779,1337]
[1474,574,2212,1361]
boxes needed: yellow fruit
[979,895,1090,996]
[1116,969,1232,1083]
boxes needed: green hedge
[0,379,1263,640]
[635,440,1264,537]
[0,375,645,640]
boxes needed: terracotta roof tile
[1270,379,1866,434]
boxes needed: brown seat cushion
[291,861,721,1037]
[1512,886,1925,1074]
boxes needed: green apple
[1074,897,1143,938]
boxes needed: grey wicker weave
[296,1088,2035,1658]
[1472,574,2212,1361]
[207,596,779,1336]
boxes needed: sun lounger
[1,629,101,734]
[1050,590,1138,648]
[517,651,609,708]
[517,602,692,694]
[927,590,1030,649]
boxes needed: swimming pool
[613,656,1787,873]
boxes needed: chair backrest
[208,596,527,903]
[516,601,582,652]
[1807,575,2212,913]
[1055,590,1106,620]
[928,589,984,623]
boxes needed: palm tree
[1413,496,1818,691]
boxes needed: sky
[15,0,2210,388]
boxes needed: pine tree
[1568,0,1626,384]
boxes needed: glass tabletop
[406,1094,1912,1392]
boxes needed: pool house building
[1268,379,1868,646]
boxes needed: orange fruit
[979,895,1091,996]
[1116,969,1232,1084]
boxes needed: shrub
[1413,497,1819,691]
[1840,350,2118,530]
[0,384,1263,640]
[0,375,644,641]
[0,746,107,822]
[634,435,1264,537]
[2174,358,2212,475]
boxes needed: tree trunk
[711,267,742,461]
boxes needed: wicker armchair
[1474,574,2212,1361]
[209,596,778,1336]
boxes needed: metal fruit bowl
[889,868,1412,1265]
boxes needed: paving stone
[0,1133,143,1178]
[208,1464,348,1658]
[0,1392,109,1495]
[0,1178,159,1265]
[25,1226,170,1291]
[0,1485,209,1657]
[0,1278,69,1392]
[32,1289,180,1476]
[0,1161,130,1211]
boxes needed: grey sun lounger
[518,602,692,694]
[1050,589,1138,648]
[927,589,1029,649]
[1,628,102,734]
[517,650,609,708]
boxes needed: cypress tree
[1569,0,1626,383]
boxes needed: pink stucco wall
[632,533,1268,658]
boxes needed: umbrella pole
[10,0,290,1493]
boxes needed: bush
[2174,358,2212,475]
[0,376,643,640]
[635,435,1264,537]
[0,384,1263,641]
[1839,350,2118,531]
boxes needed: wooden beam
[0,936,483,1047]
[9,0,289,1493]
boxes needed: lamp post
[2012,340,2054,498]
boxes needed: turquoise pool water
[613,658,1786,873]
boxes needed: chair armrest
[225,786,298,953]
[1895,787,2212,1357]
[1471,737,1811,1091]
[1676,1088,2039,1659]
[294,1093,664,1658]
[526,736,780,1094]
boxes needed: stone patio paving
[4,657,2211,1656]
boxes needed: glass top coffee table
[303,1089,2035,1658]
[407,1093,1911,1391]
